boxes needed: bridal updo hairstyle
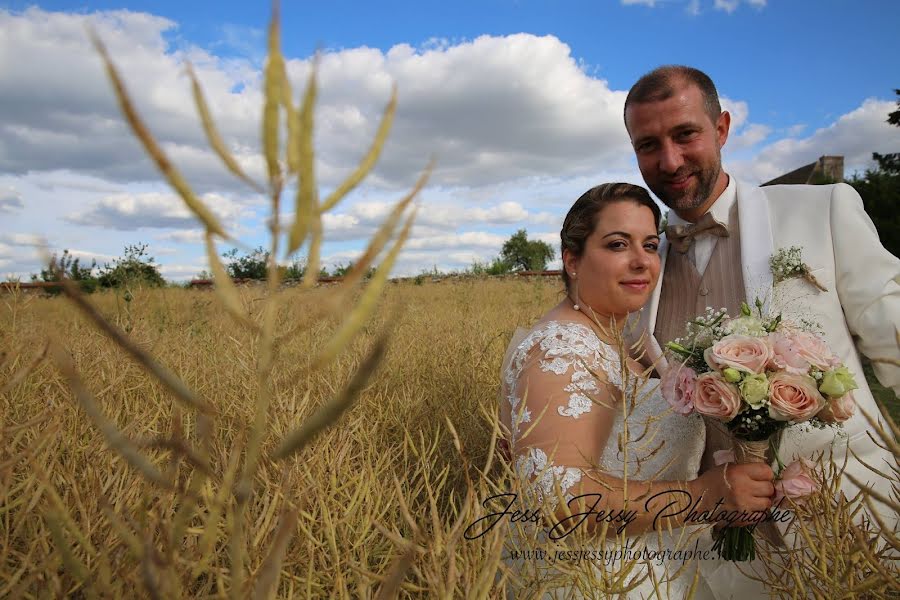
[560,182,660,293]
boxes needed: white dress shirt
[665,174,736,275]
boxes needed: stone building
[761,155,844,186]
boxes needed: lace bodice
[500,320,705,508]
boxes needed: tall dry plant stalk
[3,4,432,598]
[3,275,553,597]
[753,337,900,599]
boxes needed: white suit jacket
[637,179,899,503]
[635,180,899,598]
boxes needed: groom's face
[625,82,730,220]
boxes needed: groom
[624,65,899,594]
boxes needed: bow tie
[665,212,729,254]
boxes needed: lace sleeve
[504,322,623,508]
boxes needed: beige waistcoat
[655,203,760,476]
[655,202,746,348]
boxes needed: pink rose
[661,365,698,415]
[768,372,826,422]
[774,459,819,505]
[693,372,742,421]
[704,335,773,374]
[816,391,856,423]
[769,331,835,373]
[768,332,811,375]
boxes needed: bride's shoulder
[516,319,619,361]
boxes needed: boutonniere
[770,246,827,292]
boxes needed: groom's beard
[652,160,721,214]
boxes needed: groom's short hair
[624,65,722,125]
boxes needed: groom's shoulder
[748,181,862,211]
[752,181,839,200]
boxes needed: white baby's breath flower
[770,246,805,283]
[725,315,767,337]
[770,246,828,291]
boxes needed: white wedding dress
[499,320,715,599]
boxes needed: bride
[498,183,775,599]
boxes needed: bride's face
[564,201,661,318]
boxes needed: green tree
[872,89,900,174]
[219,249,306,281]
[34,249,98,293]
[98,243,165,288]
[847,169,900,258]
[847,88,900,258]
[499,229,555,272]
[321,261,375,279]
[330,262,352,277]
[223,246,269,280]
[283,258,305,280]
[469,257,511,275]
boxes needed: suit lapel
[736,180,775,311]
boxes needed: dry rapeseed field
[3,278,899,599]
[1,277,565,598]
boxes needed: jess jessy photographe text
[463,492,794,541]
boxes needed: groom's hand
[692,463,775,525]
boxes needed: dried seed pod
[187,62,263,193]
[90,31,226,237]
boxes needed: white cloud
[318,225,562,277]
[2,5,887,282]
[156,229,205,244]
[302,33,633,188]
[0,187,23,212]
[0,8,263,190]
[714,0,766,13]
[314,198,549,243]
[320,249,364,269]
[159,263,206,280]
[714,0,740,11]
[730,98,900,183]
[728,123,771,150]
[417,201,530,228]
[719,96,770,151]
[67,249,119,264]
[405,231,508,250]
[0,233,43,246]
[623,0,765,14]
[721,97,749,130]
[0,8,633,192]
[533,232,562,247]
[66,191,252,230]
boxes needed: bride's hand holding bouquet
[661,301,857,560]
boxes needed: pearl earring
[571,274,580,311]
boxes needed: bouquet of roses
[660,300,857,561]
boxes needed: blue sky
[1,0,898,280]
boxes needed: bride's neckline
[528,319,657,381]
[531,318,620,346]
